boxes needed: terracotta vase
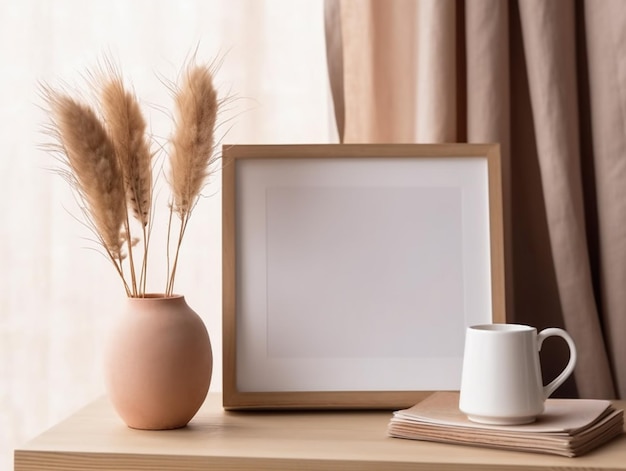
[104,294,213,430]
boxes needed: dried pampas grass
[169,64,218,218]
[101,75,153,227]
[44,91,130,292]
[100,69,154,295]
[166,63,219,296]
[42,57,221,298]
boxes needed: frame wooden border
[222,144,505,410]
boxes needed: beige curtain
[325,0,626,399]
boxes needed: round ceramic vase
[104,294,213,430]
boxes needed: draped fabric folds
[325,0,626,399]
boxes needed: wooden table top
[14,393,626,471]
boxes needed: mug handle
[537,328,577,399]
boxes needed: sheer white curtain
[0,0,331,468]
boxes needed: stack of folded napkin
[388,391,623,457]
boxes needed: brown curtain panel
[325,0,626,399]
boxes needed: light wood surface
[15,393,626,471]
[222,143,506,409]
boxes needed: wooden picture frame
[222,144,505,410]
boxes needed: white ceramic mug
[459,323,577,425]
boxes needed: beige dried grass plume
[100,70,154,295]
[45,91,127,264]
[166,63,219,296]
[169,64,219,219]
[101,74,153,227]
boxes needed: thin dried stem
[166,212,192,297]
[165,206,174,295]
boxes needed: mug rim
[469,323,535,333]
